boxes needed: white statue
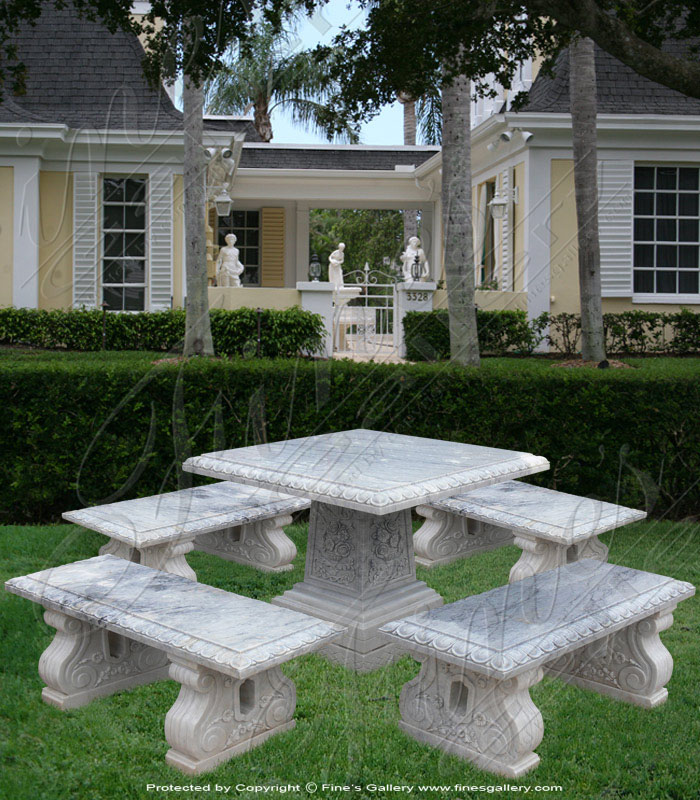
[216,233,245,288]
[328,243,346,289]
[400,236,429,282]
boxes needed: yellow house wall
[0,167,12,306]
[209,287,300,310]
[172,175,184,308]
[39,171,73,309]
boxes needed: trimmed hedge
[1,354,698,523]
[0,306,324,358]
[404,308,700,360]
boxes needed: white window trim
[633,293,700,304]
[217,206,261,287]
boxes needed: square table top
[183,429,549,515]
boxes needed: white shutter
[598,160,634,296]
[72,172,99,307]
[148,169,173,310]
[500,168,512,291]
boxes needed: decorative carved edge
[6,571,346,680]
[380,579,694,679]
[182,454,549,511]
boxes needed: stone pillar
[394,280,437,357]
[297,281,334,357]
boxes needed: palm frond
[416,89,442,145]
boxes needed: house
[1,4,698,337]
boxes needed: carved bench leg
[569,535,609,563]
[194,514,297,573]
[39,609,170,710]
[414,506,513,568]
[545,609,676,708]
[139,539,197,581]
[99,538,138,561]
[165,659,296,775]
[100,536,197,581]
[509,535,569,583]
[397,656,544,778]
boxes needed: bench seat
[6,554,343,774]
[380,559,693,777]
[63,482,310,579]
[415,480,646,578]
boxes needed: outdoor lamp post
[309,253,322,282]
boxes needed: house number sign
[405,291,430,302]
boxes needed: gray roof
[0,3,260,139]
[239,146,440,170]
[522,41,700,115]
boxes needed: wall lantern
[213,189,233,217]
[488,194,508,220]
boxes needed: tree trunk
[183,76,214,357]
[441,72,480,366]
[254,94,273,142]
[400,94,418,244]
[570,37,606,362]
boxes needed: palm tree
[206,22,359,143]
[570,37,606,362]
[441,70,480,366]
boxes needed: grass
[2,345,700,378]
[1,520,699,800]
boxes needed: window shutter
[598,160,634,297]
[260,207,285,287]
[149,169,173,309]
[500,168,512,291]
[72,172,99,307]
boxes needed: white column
[295,204,310,283]
[13,158,40,308]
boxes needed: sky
[244,0,404,146]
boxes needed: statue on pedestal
[216,233,245,288]
[328,243,346,289]
[400,237,429,281]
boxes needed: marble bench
[380,559,694,778]
[5,554,344,774]
[414,480,646,579]
[63,482,310,580]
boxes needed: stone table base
[273,502,443,672]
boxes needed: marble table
[183,429,549,671]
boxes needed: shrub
[1,355,698,523]
[404,309,545,360]
[405,308,700,359]
[0,306,324,358]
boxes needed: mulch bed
[552,359,633,369]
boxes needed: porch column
[295,204,310,283]
[419,203,442,282]
[13,158,40,308]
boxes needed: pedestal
[395,281,437,357]
[272,502,443,672]
[297,281,334,357]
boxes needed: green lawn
[1,520,698,800]
[2,345,700,378]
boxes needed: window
[633,166,700,296]
[217,209,260,286]
[102,177,147,310]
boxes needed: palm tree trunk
[570,37,606,361]
[441,71,480,366]
[401,95,418,244]
[183,75,214,356]
[254,94,273,142]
